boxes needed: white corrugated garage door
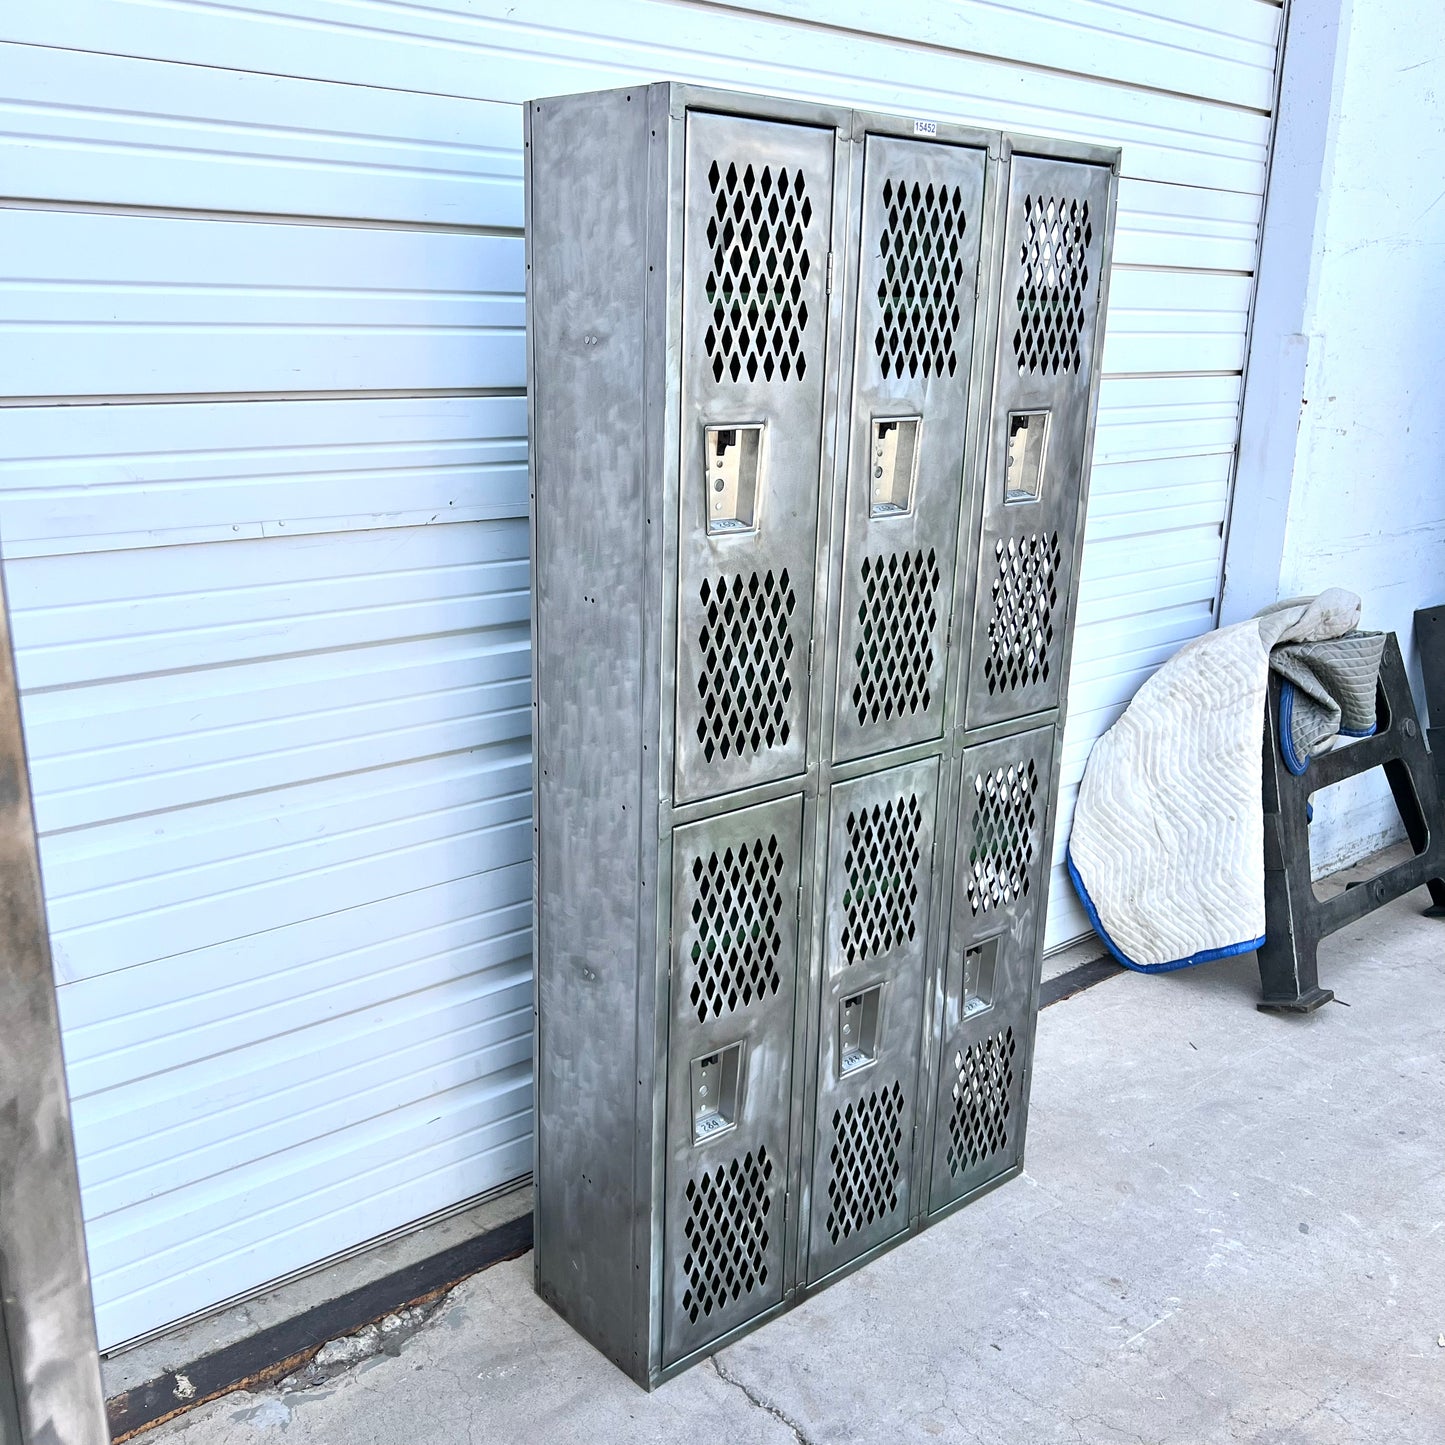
[0,0,1281,1347]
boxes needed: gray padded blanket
[1067,590,1384,971]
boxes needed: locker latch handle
[946,937,1000,1034]
[839,983,883,1076]
[870,416,921,518]
[705,424,764,535]
[1005,411,1049,504]
[690,1042,743,1143]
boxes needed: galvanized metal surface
[662,794,805,1363]
[674,111,837,805]
[0,550,108,1443]
[965,154,1116,731]
[829,137,987,764]
[925,725,1056,1214]
[0,1292,19,1445]
[527,86,662,1380]
[805,756,940,1283]
[529,81,1117,1386]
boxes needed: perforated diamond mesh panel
[946,1027,1017,1176]
[983,532,1062,694]
[851,549,942,727]
[825,1080,905,1243]
[682,1148,775,1324]
[1012,194,1092,376]
[874,178,969,380]
[842,793,924,964]
[966,759,1039,916]
[696,569,798,763]
[704,159,814,384]
[687,836,786,1024]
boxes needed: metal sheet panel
[528,86,661,1380]
[806,756,939,1282]
[674,112,836,804]
[927,725,1055,1213]
[663,794,804,1363]
[831,136,986,763]
[965,155,1115,730]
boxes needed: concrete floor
[148,890,1445,1445]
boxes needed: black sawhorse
[1258,632,1445,1012]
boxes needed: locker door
[927,725,1054,1213]
[674,112,837,804]
[662,794,805,1365]
[806,757,939,1284]
[964,156,1112,729]
[832,136,986,763]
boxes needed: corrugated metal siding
[0,0,1282,1345]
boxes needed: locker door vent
[688,836,787,1023]
[874,179,969,380]
[696,569,798,762]
[946,1027,1017,1176]
[842,792,925,964]
[983,532,1062,694]
[966,759,1039,916]
[825,1080,905,1242]
[682,1148,775,1323]
[704,160,814,383]
[852,548,942,726]
[1012,194,1092,376]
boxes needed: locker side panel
[965,157,1113,729]
[928,725,1055,1213]
[662,795,804,1365]
[832,137,986,762]
[528,89,661,1379]
[674,113,836,804]
[806,756,940,1283]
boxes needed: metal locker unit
[924,139,1119,1224]
[924,723,1058,1216]
[527,83,1117,1388]
[961,152,1116,731]
[826,132,988,765]
[798,116,998,1292]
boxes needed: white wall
[1275,0,1445,871]
[0,0,1282,1345]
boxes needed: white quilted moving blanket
[1067,589,1373,971]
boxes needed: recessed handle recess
[1005,411,1049,503]
[690,1041,743,1143]
[839,983,884,1076]
[870,416,921,518]
[705,424,764,535]
[946,937,1000,1034]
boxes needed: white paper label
[913,119,938,136]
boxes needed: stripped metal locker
[828,132,987,764]
[961,150,1116,730]
[527,85,1117,1387]
[925,725,1057,1216]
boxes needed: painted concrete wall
[1276,0,1445,872]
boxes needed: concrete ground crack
[710,1355,817,1445]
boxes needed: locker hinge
[826,250,835,295]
